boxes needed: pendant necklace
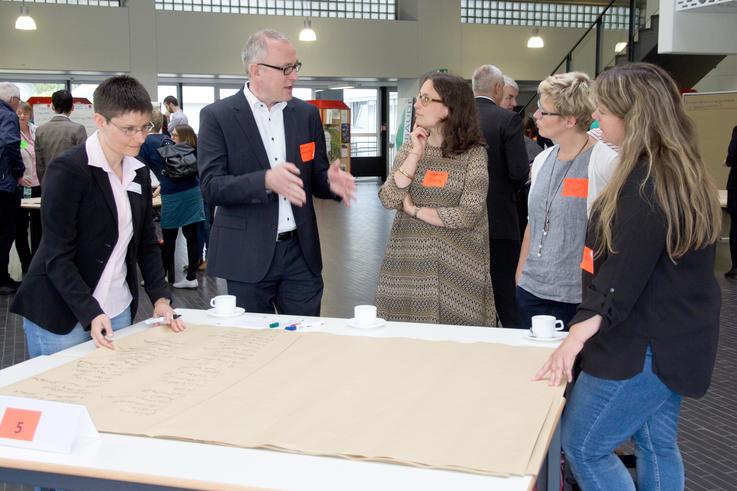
[536,137,589,257]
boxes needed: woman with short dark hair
[376,72,495,326]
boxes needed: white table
[0,309,565,491]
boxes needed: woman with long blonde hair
[535,63,721,489]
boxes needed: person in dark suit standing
[198,29,356,316]
[471,65,529,327]
[725,125,737,278]
[11,76,184,357]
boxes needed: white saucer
[525,331,566,342]
[347,318,386,329]
[207,307,245,318]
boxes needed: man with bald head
[198,29,356,316]
[472,65,528,327]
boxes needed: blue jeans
[562,346,684,490]
[23,306,132,358]
[516,286,577,330]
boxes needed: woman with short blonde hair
[535,63,721,490]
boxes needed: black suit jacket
[198,90,335,283]
[726,125,737,214]
[475,97,529,241]
[11,144,170,334]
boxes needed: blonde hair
[538,72,593,132]
[592,63,721,260]
[150,108,163,132]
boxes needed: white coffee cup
[531,315,565,338]
[354,305,377,326]
[210,295,237,314]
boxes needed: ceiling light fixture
[527,29,544,49]
[299,19,316,42]
[15,4,37,31]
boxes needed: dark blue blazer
[198,89,335,283]
[11,144,171,333]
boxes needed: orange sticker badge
[422,170,449,188]
[580,246,594,275]
[299,142,316,162]
[0,408,42,442]
[562,178,589,198]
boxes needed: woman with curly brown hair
[376,72,495,326]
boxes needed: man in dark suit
[472,65,529,327]
[35,89,87,184]
[199,29,356,316]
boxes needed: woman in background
[15,101,41,272]
[535,62,722,490]
[138,119,204,289]
[376,72,494,326]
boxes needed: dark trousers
[730,211,737,269]
[15,186,42,271]
[516,286,577,331]
[162,223,200,282]
[197,201,214,260]
[490,238,521,327]
[0,190,20,284]
[227,238,323,316]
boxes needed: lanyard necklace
[536,137,589,257]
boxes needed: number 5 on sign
[0,396,99,453]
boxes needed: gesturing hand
[265,163,306,206]
[328,159,357,207]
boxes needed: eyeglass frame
[416,93,444,107]
[257,61,302,76]
[108,120,155,136]
[536,99,562,117]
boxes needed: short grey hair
[471,65,503,94]
[0,82,20,103]
[503,75,519,91]
[241,29,290,75]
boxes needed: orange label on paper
[422,170,449,188]
[299,141,316,162]
[580,246,594,275]
[562,178,589,198]
[0,408,42,441]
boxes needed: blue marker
[285,324,298,331]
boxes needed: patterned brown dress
[376,141,496,326]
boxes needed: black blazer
[726,125,737,214]
[198,90,335,283]
[11,144,171,334]
[571,163,720,398]
[475,98,529,241]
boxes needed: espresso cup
[531,315,565,338]
[210,295,237,314]
[354,305,377,326]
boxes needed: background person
[138,115,204,289]
[535,62,722,491]
[163,95,188,133]
[376,72,495,326]
[725,125,737,279]
[11,75,184,357]
[15,101,41,272]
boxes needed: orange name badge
[562,177,589,198]
[580,246,594,275]
[299,141,316,162]
[0,408,42,442]
[422,170,449,188]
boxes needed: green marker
[269,322,279,328]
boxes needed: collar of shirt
[244,82,287,113]
[475,96,497,105]
[85,131,145,187]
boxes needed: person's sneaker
[725,268,737,279]
[172,278,198,289]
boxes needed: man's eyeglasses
[416,94,444,107]
[109,120,155,136]
[257,61,302,76]
[536,99,561,117]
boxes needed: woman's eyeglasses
[109,120,155,136]
[536,99,562,117]
[257,61,302,76]
[416,94,444,107]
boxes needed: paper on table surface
[0,324,564,477]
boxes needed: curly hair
[421,72,484,157]
[538,71,593,132]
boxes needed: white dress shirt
[85,131,145,318]
[243,83,297,235]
